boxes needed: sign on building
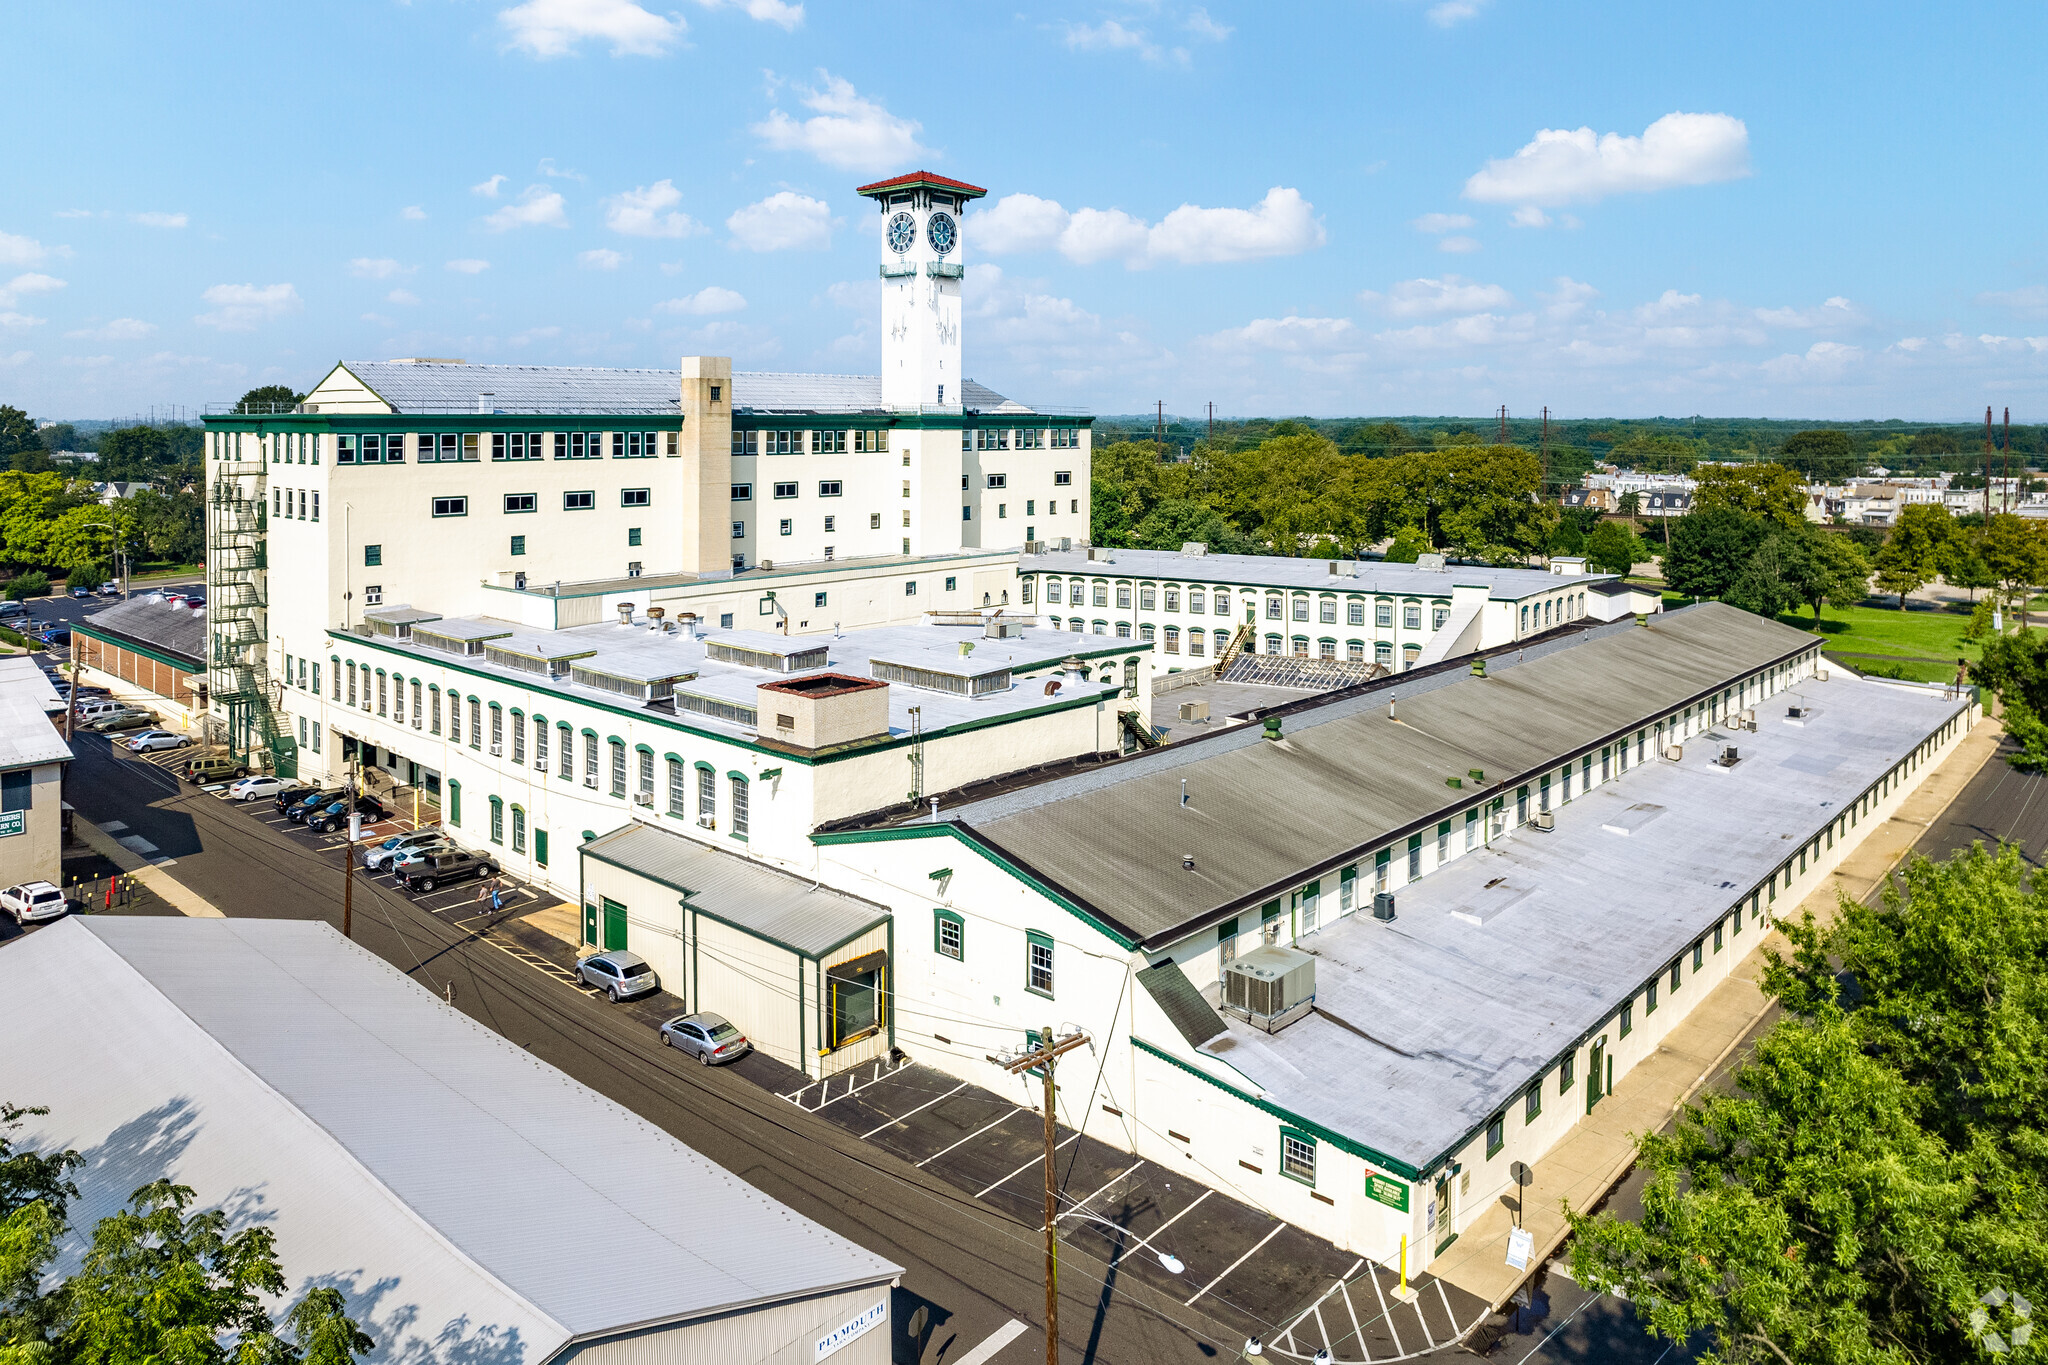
[1365,1173,1409,1212]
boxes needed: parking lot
[774,1058,1488,1362]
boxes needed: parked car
[225,774,287,801]
[38,628,69,646]
[98,582,120,596]
[308,794,389,834]
[286,789,346,823]
[658,1011,749,1063]
[363,829,449,871]
[126,730,192,753]
[576,951,660,1003]
[1,881,69,927]
[272,784,323,813]
[186,755,250,784]
[67,586,90,600]
[0,602,27,621]
[399,849,496,894]
[386,842,455,877]
[84,711,156,733]
[71,698,129,723]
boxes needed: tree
[1617,490,1643,518]
[1691,463,1808,530]
[1661,508,1770,600]
[127,488,204,564]
[1942,542,1996,603]
[235,385,304,414]
[0,409,36,462]
[1382,527,1427,562]
[1548,517,1586,556]
[1981,513,2048,628]
[1129,499,1257,555]
[1777,429,1858,481]
[1585,520,1645,576]
[1870,503,1954,608]
[1777,528,1871,624]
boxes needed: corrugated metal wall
[553,1284,891,1365]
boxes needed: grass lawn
[1656,591,2038,684]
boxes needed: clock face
[927,211,957,256]
[887,212,916,255]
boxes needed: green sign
[1365,1173,1409,1212]
[0,809,23,838]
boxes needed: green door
[582,903,598,945]
[534,828,548,867]
[601,898,628,951]
[1586,1040,1606,1114]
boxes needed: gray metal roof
[1197,671,1968,1172]
[585,820,889,956]
[1023,546,1612,602]
[0,657,70,768]
[949,604,1826,946]
[0,917,898,1365]
[74,594,207,666]
[337,361,1030,417]
[1135,960,1227,1047]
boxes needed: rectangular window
[1055,470,1072,485]
[1376,602,1392,628]
[732,483,752,501]
[935,909,964,961]
[622,488,650,507]
[1403,604,1421,630]
[563,491,595,510]
[1525,1082,1542,1122]
[1485,1113,1505,1158]
[461,433,479,461]
[1281,1131,1317,1185]
[1621,1001,1634,1036]
[773,481,798,499]
[364,544,382,566]
[504,493,536,513]
[510,535,525,555]
[534,718,548,770]
[697,764,716,827]
[468,699,481,748]
[1026,930,1055,997]
[432,497,466,517]
[1646,978,1658,1013]
[637,747,654,800]
[666,757,686,815]
[818,480,843,497]
[1561,1051,1576,1092]
[583,731,599,787]
[429,687,440,733]
[559,723,573,779]
[512,805,525,853]
[731,775,749,837]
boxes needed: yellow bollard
[1399,1235,1407,1296]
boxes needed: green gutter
[1132,1036,1420,1181]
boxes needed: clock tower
[857,171,987,410]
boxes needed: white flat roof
[1023,546,1612,602]
[0,656,70,768]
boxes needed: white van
[72,698,134,722]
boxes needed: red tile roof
[853,171,988,200]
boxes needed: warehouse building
[71,590,208,726]
[0,916,900,1365]
[795,604,1975,1268]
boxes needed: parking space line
[1370,1260,1404,1357]
[1121,1187,1211,1256]
[1338,1276,1368,1363]
[975,1132,1082,1198]
[1053,1160,1144,1227]
[916,1112,1018,1168]
[1184,1221,1285,1307]
[860,1081,968,1140]
[1279,1259,1363,1339]
[1409,1280,1437,1351]
[815,1062,908,1112]
[1434,1279,1461,1344]
[952,1319,1028,1365]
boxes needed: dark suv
[307,794,389,834]
[273,784,323,814]
[400,849,497,894]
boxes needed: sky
[7,0,2048,423]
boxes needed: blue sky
[6,0,2048,422]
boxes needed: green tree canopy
[1778,429,1859,480]
[1871,503,1954,608]
[1661,508,1770,600]
[1692,462,1809,529]
[235,385,304,413]
[1584,520,1646,576]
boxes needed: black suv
[273,784,323,814]
[400,849,497,894]
[307,794,389,834]
[285,789,346,823]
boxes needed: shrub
[6,571,51,600]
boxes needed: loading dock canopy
[585,820,889,954]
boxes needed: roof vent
[1416,553,1447,572]
[617,603,636,624]
[1180,542,1209,556]
[1221,946,1316,1034]
[476,392,496,414]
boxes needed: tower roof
[854,170,987,200]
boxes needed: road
[1468,726,2046,1364]
[38,727,1250,1365]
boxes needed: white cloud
[1437,235,1481,254]
[656,286,747,314]
[1063,20,1187,65]
[579,247,628,269]
[1186,7,1232,40]
[61,354,113,367]
[1204,315,1360,353]
[1412,212,1474,234]
[511,326,563,346]
[1510,206,1551,228]
[726,191,835,251]
[0,350,30,367]
[1464,112,1751,207]
[63,318,155,341]
[0,233,60,268]
[1753,296,1861,329]
[1427,0,1483,25]
[969,187,1323,268]
[537,158,586,182]
[693,0,801,30]
[0,313,44,330]
[446,258,491,274]
[752,72,929,173]
[401,205,428,221]
[195,282,302,331]
[132,211,187,228]
[0,273,65,308]
[1539,276,1600,319]
[1634,289,1702,320]
[484,186,569,231]
[1761,340,1864,380]
[387,289,420,305]
[1976,285,2048,318]
[349,257,410,279]
[1361,274,1514,318]
[473,174,508,197]
[498,0,686,57]
[823,280,867,309]
[603,179,704,238]
[360,313,395,328]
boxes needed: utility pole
[1206,401,1214,445]
[1540,406,1550,499]
[1985,406,1995,527]
[992,1025,1092,1365]
[1154,400,1166,463]
[341,762,358,939]
[2003,407,2012,513]
[1498,405,1508,445]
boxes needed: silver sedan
[573,950,659,1003]
[658,1012,751,1065]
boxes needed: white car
[126,730,191,753]
[363,829,451,871]
[226,774,289,802]
[1,881,68,926]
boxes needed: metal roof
[1197,670,1969,1171]
[585,820,889,957]
[0,656,70,768]
[1023,546,1613,602]
[0,918,898,1365]
[73,594,207,665]
[947,604,1828,946]
[854,171,988,198]
[1135,961,1227,1048]
[336,362,1029,417]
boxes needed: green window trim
[1485,1112,1505,1158]
[934,908,965,961]
[634,742,654,753]
[1278,1126,1318,1187]
[1524,1082,1542,1123]
[1025,928,1055,999]
[448,780,461,826]
[694,759,714,772]
[581,727,598,737]
[663,751,683,764]
[488,795,504,845]
[726,769,748,782]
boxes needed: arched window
[1319,639,1337,660]
[1291,636,1310,657]
[608,738,627,797]
[1346,640,1365,661]
[636,745,654,802]
[1122,659,1138,697]
[488,796,504,844]
[1115,620,1131,638]
[1139,623,1155,642]
[666,756,685,816]
[1213,629,1229,655]
[730,774,750,837]
[489,703,503,752]
[429,685,442,734]
[557,722,572,778]
[1375,641,1393,664]
[1264,633,1283,654]
[1164,625,1180,654]
[511,709,525,763]
[696,762,716,827]
[511,804,526,853]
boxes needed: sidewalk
[1432,712,2006,1311]
[73,816,224,918]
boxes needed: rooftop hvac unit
[1372,892,1397,921]
[1663,744,1684,761]
[1220,945,1317,1034]
[1533,810,1556,832]
[1787,704,1810,719]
